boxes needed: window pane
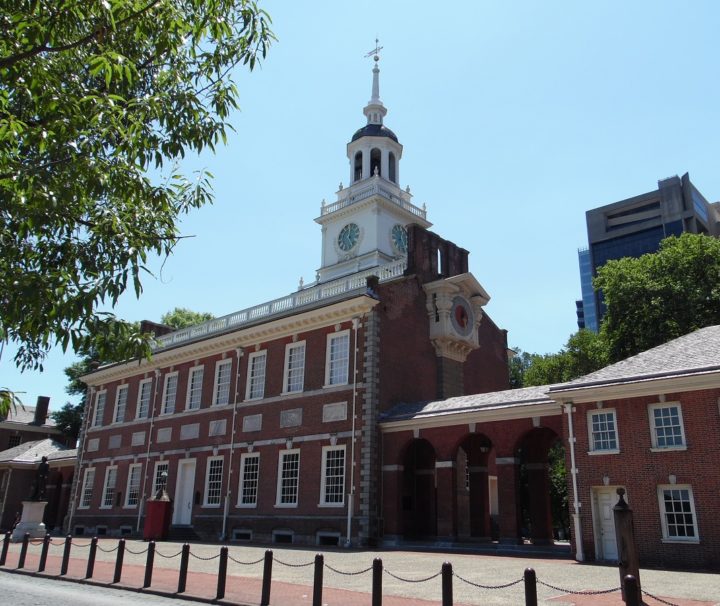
[80,468,95,508]
[248,353,266,400]
[126,465,141,507]
[591,412,617,450]
[188,367,204,410]
[163,374,178,414]
[662,488,696,539]
[324,448,345,504]
[240,454,260,505]
[153,462,169,496]
[206,459,224,505]
[93,392,106,427]
[102,468,117,507]
[653,406,683,447]
[286,344,305,393]
[137,381,152,418]
[214,361,231,405]
[114,387,128,423]
[279,452,300,504]
[328,334,349,385]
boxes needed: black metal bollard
[113,538,125,583]
[86,537,98,579]
[312,553,324,606]
[17,533,29,569]
[0,532,9,566]
[623,575,640,606]
[372,557,383,606]
[60,535,72,575]
[38,534,51,572]
[177,543,190,593]
[260,549,273,606]
[143,541,155,588]
[441,561,453,606]
[524,568,538,606]
[216,546,228,600]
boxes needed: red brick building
[70,59,511,545]
[379,326,720,570]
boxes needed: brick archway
[401,439,437,539]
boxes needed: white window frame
[186,365,204,411]
[658,485,699,543]
[283,341,306,394]
[245,351,267,400]
[153,461,169,497]
[212,359,233,406]
[237,452,260,508]
[324,331,350,387]
[203,456,224,507]
[100,466,117,509]
[648,402,687,451]
[275,449,300,507]
[113,385,128,424]
[319,445,346,507]
[161,371,179,415]
[136,378,153,419]
[79,467,95,509]
[92,390,107,427]
[124,463,142,508]
[587,409,620,454]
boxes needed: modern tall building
[577,173,720,331]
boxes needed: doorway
[173,459,196,525]
[592,486,624,561]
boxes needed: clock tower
[315,50,431,283]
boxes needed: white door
[593,487,623,561]
[173,459,196,525]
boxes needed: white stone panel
[180,423,200,440]
[157,427,172,443]
[209,419,227,437]
[243,414,262,433]
[280,408,302,428]
[323,401,348,423]
[131,431,145,446]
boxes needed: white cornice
[380,401,562,433]
[547,370,720,404]
[315,193,431,229]
[83,296,379,386]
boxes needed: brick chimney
[33,396,50,426]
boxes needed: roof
[380,385,558,424]
[351,123,398,143]
[0,405,57,429]
[0,439,76,466]
[549,325,720,394]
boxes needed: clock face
[338,223,360,252]
[450,296,474,337]
[391,224,408,254]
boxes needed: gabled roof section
[380,385,560,430]
[548,325,720,399]
[0,439,76,466]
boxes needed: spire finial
[363,38,386,125]
[365,38,383,63]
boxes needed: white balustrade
[153,259,407,351]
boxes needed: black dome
[351,123,398,143]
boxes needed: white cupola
[314,46,431,284]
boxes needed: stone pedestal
[12,501,47,542]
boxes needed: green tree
[523,330,608,387]
[161,307,215,329]
[1,0,273,372]
[596,233,720,362]
[51,308,213,438]
[508,348,532,388]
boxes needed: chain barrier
[275,557,315,568]
[71,540,92,548]
[383,568,442,583]
[124,545,149,555]
[189,550,220,561]
[324,563,374,576]
[96,543,119,553]
[537,579,620,595]
[228,554,265,566]
[642,590,679,606]
[155,548,183,559]
[453,571,524,590]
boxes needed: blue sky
[4,1,720,410]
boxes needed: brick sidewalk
[1,539,717,606]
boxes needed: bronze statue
[30,456,49,501]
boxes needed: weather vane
[365,38,383,62]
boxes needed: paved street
[1,538,718,605]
